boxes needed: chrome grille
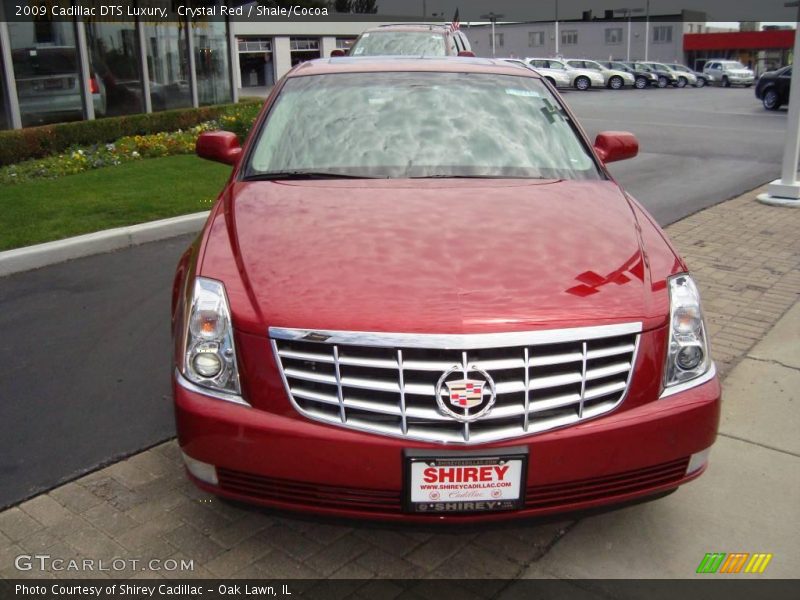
[270,324,641,444]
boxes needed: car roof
[286,57,542,78]
[364,24,452,34]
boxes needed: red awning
[684,30,794,51]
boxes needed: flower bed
[0,103,260,186]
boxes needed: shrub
[0,104,262,185]
[0,101,262,166]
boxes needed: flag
[450,8,460,31]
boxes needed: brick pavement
[1,185,799,581]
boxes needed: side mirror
[196,131,242,166]
[330,48,346,57]
[457,50,476,57]
[593,131,638,163]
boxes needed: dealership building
[0,2,383,130]
[465,15,793,73]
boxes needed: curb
[0,211,210,278]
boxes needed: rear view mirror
[593,131,638,163]
[196,131,242,166]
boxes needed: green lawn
[0,154,231,251]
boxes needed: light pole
[644,0,650,61]
[758,1,800,206]
[554,0,559,56]
[615,7,644,61]
[480,12,504,57]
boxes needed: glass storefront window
[290,37,320,67]
[192,19,231,106]
[238,36,274,89]
[144,20,192,111]
[7,18,84,126]
[1,45,9,129]
[85,19,143,117]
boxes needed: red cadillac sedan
[172,57,720,521]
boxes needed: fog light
[181,451,218,485]
[687,448,711,474]
[192,352,222,378]
[677,344,704,371]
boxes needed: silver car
[703,60,755,87]
[501,58,571,88]
[526,58,605,91]
[565,59,635,90]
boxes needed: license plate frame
[404,447,528,514]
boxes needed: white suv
[703,60,755,87]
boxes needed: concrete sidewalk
[0,184,798,581]
[524,302,800,579]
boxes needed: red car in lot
[172,57,720,521]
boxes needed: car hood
[217,179,667,335]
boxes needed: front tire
[657,75,668,88]
[608,75,624,90]
[763,88,781,110]
[634,76,648,89]
[677,77,688,88]
[722,76,730,88]
[575,76,590,91]
[695,77,706,88]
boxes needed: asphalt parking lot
[0,85,790,510]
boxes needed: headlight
[663,274,712,389]
[182,278,241,396]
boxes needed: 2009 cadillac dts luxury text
[172,57,720,521]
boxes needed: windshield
[722,61,746,70]
[350,31,446,56]
[246,72,600,180]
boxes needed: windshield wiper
[243,170,376,180]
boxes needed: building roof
[684,29,795,51]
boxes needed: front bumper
[175,366,720,522]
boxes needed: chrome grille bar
[271,323,642,445]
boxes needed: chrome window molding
[270,323,642,445]
[659,362,717,399]
[175,369,251,407]
[269,323,642,350]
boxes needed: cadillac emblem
[435,365,497,423]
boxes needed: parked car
[526,58,605,90]
[176,56,720,521]
[626,62,677,88]
[565,59,634,89]
[599,61,656,89]
[642,62,688,87]
[667,64,710,88]
[755,65,791,110]
[11,46,106,126]
[346,24,473,57]
[703,60,755,87]
[501,58,571,88]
